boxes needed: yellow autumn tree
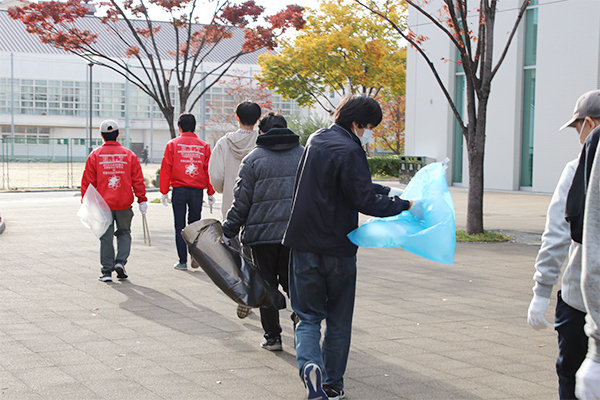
[257,0,407,114]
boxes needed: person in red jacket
[81,120,147,283]
[160,113,215,271]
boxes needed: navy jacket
[283,123,410,257]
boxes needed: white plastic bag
[78,184,112,238]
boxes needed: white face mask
[360,128,373,146]
[578,119,587,143]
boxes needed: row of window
[0,78,300,120]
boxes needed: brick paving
[0,186,560,399]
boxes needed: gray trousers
[99,208,133,274]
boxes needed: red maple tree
[9,0,305,138]
[374,95,405,155]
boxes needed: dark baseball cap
[560,90,600,130]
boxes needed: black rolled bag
[181,219,286,310]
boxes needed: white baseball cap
[99,120,119,134]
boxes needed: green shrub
[456,230,510,242]
[367,155,401,178]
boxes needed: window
[520,1,538,187]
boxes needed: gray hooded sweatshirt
[532,158,585,312]
[583,148,600,363]
[208,128,258,217]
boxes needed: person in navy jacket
[160,113,215,271]
[81,120,147,283]
[283,95,418,400]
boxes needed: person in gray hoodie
[209,101,261,219]
[221,112,303,351]
[577,137,600,400]
[528,90,600,399]
[208,101,261,319]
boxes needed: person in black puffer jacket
[222,112,303,352]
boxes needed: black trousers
[251,243,290,339]
[555,290,587,400]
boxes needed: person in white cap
[527,89,600,399]
[81,120,147,282]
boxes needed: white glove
[138,201,148,215]
[388,187,404,198]
[576,358,600,400]
[408,199,425,220]
[208,195,215,206]
[221,233,232,246]
[527,294,550,330]
[161,194,169,207]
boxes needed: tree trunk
[466,136,484,234]
[161,106,176,139]
[465,95,489,234]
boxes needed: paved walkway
[0,187,560,399]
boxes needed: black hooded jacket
[222,128,303,245]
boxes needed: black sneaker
[260,336,282,351]
[324,386,345,400]
[303,363,327,400]
[98,273,112,282]
[115,263,128,279]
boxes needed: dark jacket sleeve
[372,183,391,196]
[341,146,410,217]
[222,156,256,239]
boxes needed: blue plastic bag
[347,161,456,265]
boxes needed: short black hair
[236,102,261,126]
[178,113,196,132]
[333,95,382,133]
[101,131,118,141]
[258,112,287,133]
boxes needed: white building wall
[406,0,600,193]
[532,0,600,192]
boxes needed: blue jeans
[171,186,204,264]
[554,290,587,400]
[289,249,356,392]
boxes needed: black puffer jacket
[222,128,304,245]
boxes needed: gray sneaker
[260,336,282,351]
[173,262,187,271]
[98,273,112,282]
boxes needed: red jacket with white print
[81,141,147,210]
[159,132,215,195]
